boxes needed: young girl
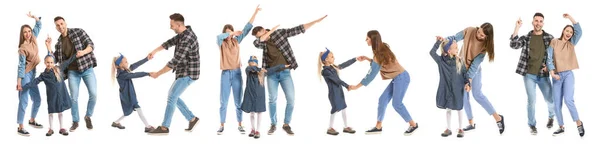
[20,37,76,136]
[240,56,288,139]
[546,13,584,137]
[430,38,470,138]
[110,54,155,133]
[318,48,358,136]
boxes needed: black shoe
[457,130,464,138]
[111,122,125,129]
[441,129,452,137]
[404,123,418,136]
[365,127,382,134]
[17,128,30,136]
[552,127,564,136]
[267,124,276,135]
[497,115,505,134]
[463,124,476,131]
[530,126,538,135]
[546,118,554,129]
[577,122,585,137]
[28,120,43,129]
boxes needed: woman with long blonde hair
[110,54,155,133]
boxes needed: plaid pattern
[54,28,97,72]
[509,30,554,77]
[161,26,200,80]
[253,24,305,69]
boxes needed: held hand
[149,72,159,79]
[551,73,561,80]
[148,51,156,60]
[76,51,85,58]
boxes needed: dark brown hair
[367,30,396,65]
[54,16,64,22]
[251,26,264,36]
[222,24,234,33]
[559,25,574,41]
[18,24,33,47]
[169,13,184,22]
[480,22,495,62]
[533,13,544,19]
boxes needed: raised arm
[129,57,149,71]
[26,12,41,38]
[359,61,381,87]
[322,69,349,88]
[445,29,465,42]
[564,14,582,45]
[257,25,280,42]
[509,18,527,49]
[298,15,327,33]
[337,58,357,69]
[430,40,442,63]
[236,22,254,43]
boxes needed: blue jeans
[267,69,295,125]
[68,68,98,122]
[17,69,41,124]
[552,70,579,126]
[377,71,413,122]
[161,76,196,128]
[219,69,243,123]
[464,67,497,120]
[523,73,555,126]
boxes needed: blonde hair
[249,56,265,86]
[111,56,131,86]
[317,51,340,82]
[46,56,62,81]
[440,39,463,73]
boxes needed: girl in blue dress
[241,56,288,139]
[110,54,155,133]
[318,48,360,136]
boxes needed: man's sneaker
[254,131,261,139]
[59,128,69,136]
[46,129,54,136]
[111,122,125,129]
[84,116,93,129]
[463,124,476,132]
[343,127,356,134]
[327,128,339,135]
[238,126,246,134]
[530,126,538,135]
[217,126,224,135]
[365,127,382,134]
[28,120,43,129]
[69,122,78,132]
[282,125,294,135]
[185,117,199,131]
[17,128,30,136]
[404,123,419,136]
[441,129,452,137]
[577,122,585,137]
[148,126,169,135]
[248,130,256,137]
[552,127,564,136]
[145,126,155,133]
[457,129,465,138]
[497,115,505,134]
[267,124,276,135]
[546,118,554,129]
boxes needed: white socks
[58,113,63,129]
[330,109,349,128]
[446,109,464,130]
[256,113,262,131]
[250,113,256,130]
[113,108,151,128]
[249,112,262,131]
[49,114,54,130]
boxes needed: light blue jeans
[267,69,295,125]
[552,70,579,126]
[17,69,41,124]
[219,69,243,123]
[523,73,555,126]
[68,68,98,122]
[161,76,196,128]
[377,71,412,122]
[464,67,497,120]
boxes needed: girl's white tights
[446,109,464,130]
[114,108,151,128]
[48,113,64,130]
[329,109,348,128]
[249,112,262,131]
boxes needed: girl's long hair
[440,39,463,73]
[367,30,396,65]
[111,57,131,86]
[317,51,340,82]
[46,56,62,81]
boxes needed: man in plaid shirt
[52,16,98,132]
[250,15,327,135]
[509,12,556,135]
[146,13,200,134]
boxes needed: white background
[1,0,598,144]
